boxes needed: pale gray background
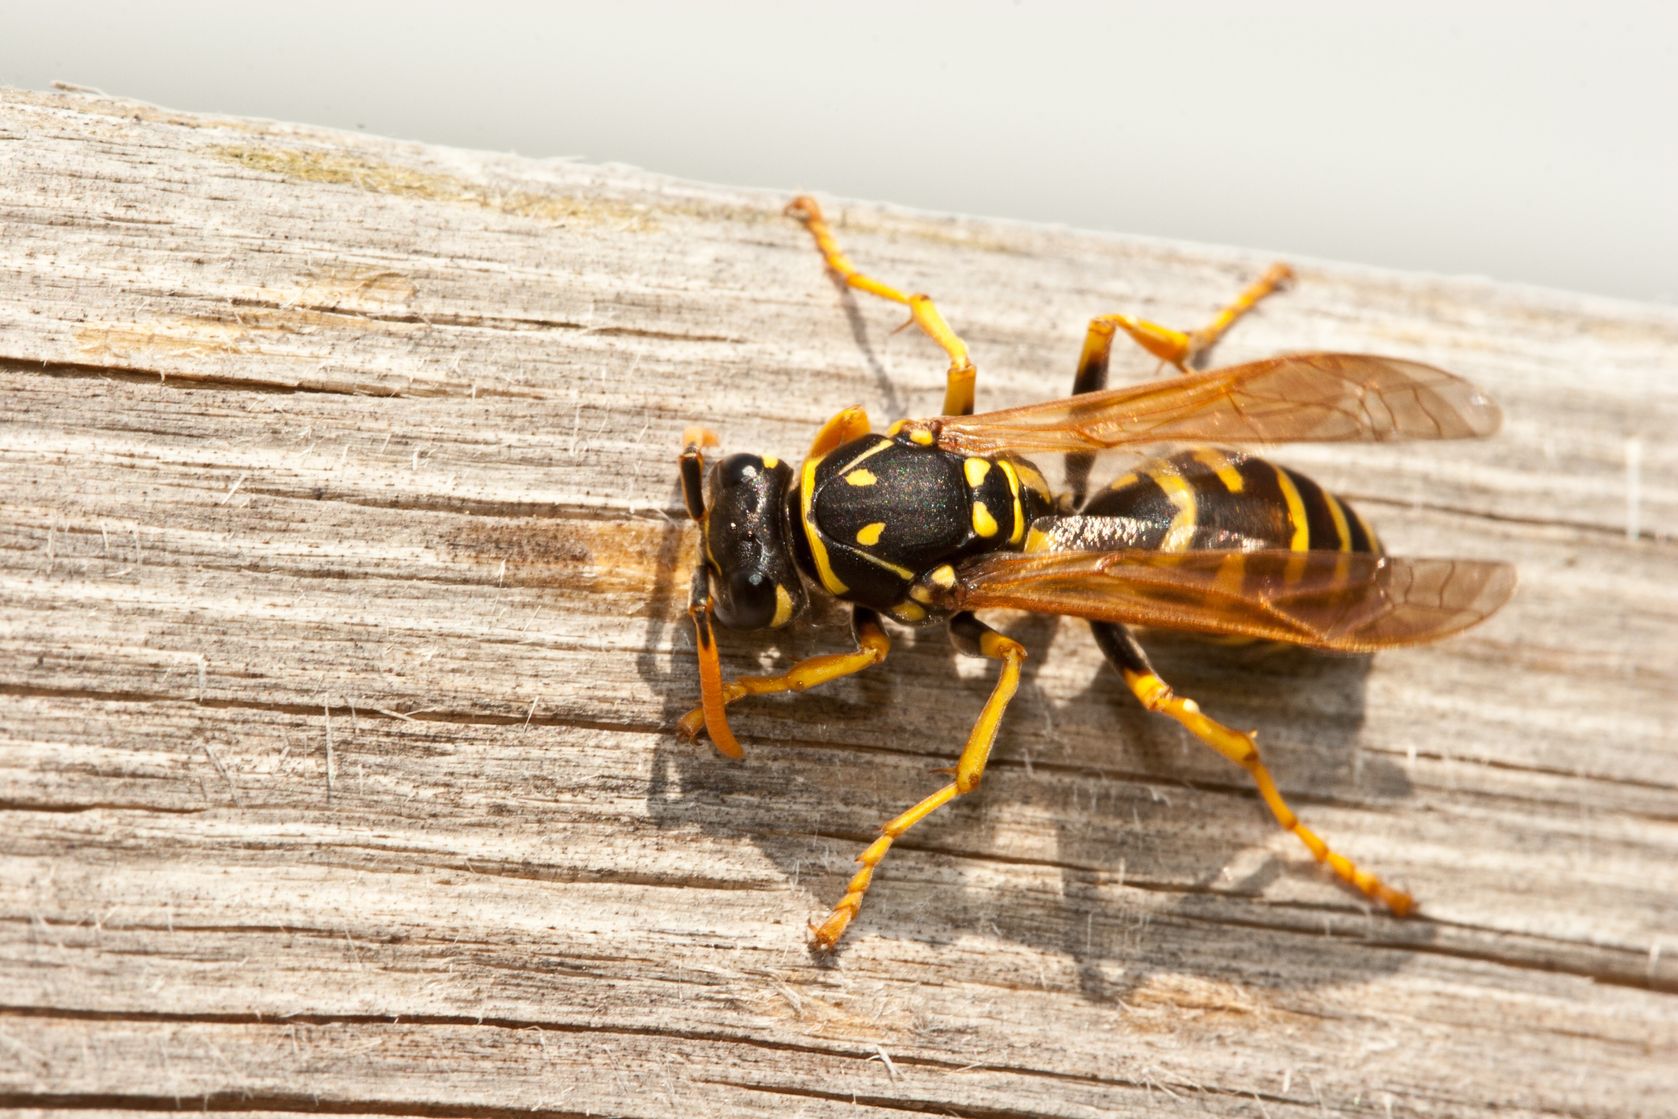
[4,2,1674,303]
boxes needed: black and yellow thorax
[789,432,1055,624]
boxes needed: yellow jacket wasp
[679,196,1514,950]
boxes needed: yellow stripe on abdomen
[1190,446,1247,494]
[1323,490,1354,552]
[1271,466,1312,552]
[1148,464,1198,553]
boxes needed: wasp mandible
[679,196,1514,950]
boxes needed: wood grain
[2,85,1675,1118]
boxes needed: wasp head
[700,453,806,630]
[678,433,806,759]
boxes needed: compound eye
[718,454,763,494]
[720,568,776,630]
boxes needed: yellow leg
[1076,262,1295,379]
[1063,265,1293,506]
[1121,666,1415,915]
[687,592,742,758]
[1195,262,1295,358]
[677,609,891,747]
[786,195,980,417]
[679,427,745,754]
[807,405,871,460]
[810,617,1027,949]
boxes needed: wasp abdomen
[1081,446,1380,556]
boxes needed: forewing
[952,548,1515,651]
[933,352,1500,455]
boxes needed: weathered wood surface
[2,85,1675,1117]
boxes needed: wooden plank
[1,85,1674,1117]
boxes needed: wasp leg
[1076,263,1295,381]
[810,613,1027,949]
[687,582,743,758]
[677,607,891,747]
[786,195,979,417]
[1063,264,1294,507]
[679,426,718,520]
[679,428,747,755]
[807,405,871,460]
[1091,621,1415,915]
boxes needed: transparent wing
[932,352,1500,456]
[951,548,1515,651]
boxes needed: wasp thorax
[705,453,807,630]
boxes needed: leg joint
[1123,669,1175,712]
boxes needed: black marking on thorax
[797,433,1046,615]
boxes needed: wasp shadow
[824,278,909,420]
[1041,631,1436,1003]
